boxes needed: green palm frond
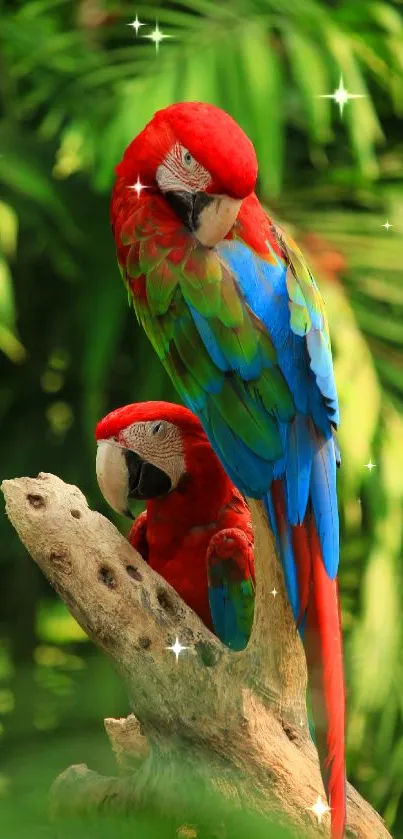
[2,0,401,191]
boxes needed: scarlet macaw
[110,102,345,838]
[95,400,255,651]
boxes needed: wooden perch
[1,473,391,839]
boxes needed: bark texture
[1,473,392,839]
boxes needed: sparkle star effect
[318,74,366,117]
[365,460,376,472]
[144,21,171,54]
[309,795,331,825]
[166,637,190,663]
[271,587,278,598]
[382,219,393,231]
[127,14,145,36]
[128,176,148,199]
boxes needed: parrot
[109,102,346,838]
[95,400,255,651]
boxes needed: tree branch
[1,473,391,838]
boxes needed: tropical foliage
[1,0,403,835]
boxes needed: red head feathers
[95,400,230,516]
[114,102,258,199]
[96,400,205,444]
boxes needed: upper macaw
[95,400,255,651]
[110,102,346,838]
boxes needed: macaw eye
[150,420,166,437]
[182,148,194,168]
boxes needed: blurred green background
[1,0,403,836]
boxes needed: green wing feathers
[118,197,295,475]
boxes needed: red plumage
[305,515,345,839]
[96,401,203,442]
[96,402,253,631]
[114,101,258,199]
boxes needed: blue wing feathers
[184,237,339,594]
[208,587,249,652]
[204,402,273,496]
[220,241,338,428]
[190,303,263,380]
[306,330,339,425]
[264,492,279,545]
[309,431,339,578]
[264,490,300,620]
[189,304,230,373]
[286,415,313,524]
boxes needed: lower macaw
[109,102,346,838]
[95,400,255,651]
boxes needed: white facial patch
[120,420,186,490]
[156,143,211,194]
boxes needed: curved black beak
[125,450,171,500]
[165,190,213,232]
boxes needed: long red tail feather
[272,480,346,839]
[303,515,346,839]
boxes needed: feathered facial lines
[115,419,169,447]
[156,142,212,194]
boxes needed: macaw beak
[96,440,172,517]
[165,190,213,232]
[165,190,242,247]
[96,440,132,518]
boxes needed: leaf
[0,202,18,258]
[283,28,332,143]
[324,28,384,176]
[0,257,16,328]
[349,406,403,712]
[370,2,403,34]
[0,147,76,233]
[237,23,284,197]
[174,44,218,104]
[323,279,381,490]
[80,271,127,443]
[0,255,26,363]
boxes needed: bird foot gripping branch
[1,472,392,839]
